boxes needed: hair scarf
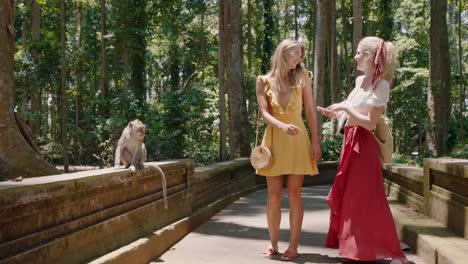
[372,41,386,91]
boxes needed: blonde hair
[358,36,397,81]
[266,39,307,92]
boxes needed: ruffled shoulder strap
[257,75,271,93]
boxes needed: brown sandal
[261,248,279,258]
[280,250,298,261]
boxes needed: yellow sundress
[256,75,319,177]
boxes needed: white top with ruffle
[337,76,390,129]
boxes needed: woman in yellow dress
[256,39,321,261]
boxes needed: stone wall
[383,158,467,239]
[423,158,467,239]
[0,158,255,264]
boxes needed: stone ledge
[383,163,423,183]
[390,199,468,264]
[0,160,193,206]
[423,158,468,238]
[423,158,468,179]
[87,185,265,264]
[193,158,250,182]
[0,160,193,264]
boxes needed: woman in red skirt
[318,36,408,264]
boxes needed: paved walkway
[152,185,424,264]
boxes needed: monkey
[115,119,168,209]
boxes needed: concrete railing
[423,158,468,239]
[0,158,255,264]
[383,158,468,239]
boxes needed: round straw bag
[250,110,272,170]
[251,146,272,170]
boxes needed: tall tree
[31,0,40,40]
[60,0,69,172]
[247,0,253,71]
[352,0,362,77]
[100,0,108,102]
[0,0,59,180]
[19,0,28,114]
[294,0,299,39]
[224,0,250,158]
[218,0,227,161]
[457,0,464,141]
[378,0,393,41]
[128,0,147,116]
[30,0,41,137]
[427,0,451,155]
[261,0,274,74]
[328,0,341,134]
[314,0,326,140]
[341,0,351,93]
[21,0,27,50]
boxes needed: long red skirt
[325,126,405,261]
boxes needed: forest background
[1,0,466,177]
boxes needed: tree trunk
[100,0,108,101]
[218,0,228,161]
[122,45,129,115]
[31,0,40,40]
[0,0,59,180]
[378,0,393,41]
[224,0,250,159]
[247,0,253,71]
[328,0,341,134]
[60,0,69,172]
[21,0,27,50]
[20,0,29,114]
[342,0,351,93]
[261,0,274,74]
[352,0,362,78]
[427,0,451,156]
[314,0,326,141]
[30,0,42,137]
[457,0,464,141]
[294,0,298,39]
[129,0,147,115]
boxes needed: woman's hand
[327,103,347,112]
[280,123,303,135]
[312,143,322,161]
[317,106,338,119]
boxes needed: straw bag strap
[255,76,274,149]
[254,110,261,147]
[254,107,273,150]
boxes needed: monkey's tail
[151,165,168,209]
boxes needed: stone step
[390,199,468,264]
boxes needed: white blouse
[337,76,390,129]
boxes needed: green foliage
[145,77,220,166]
[320,134,343,161]
[39,138,65,164]
[447,143,468,159]
[388,67,429,154]
[10,0,467,171]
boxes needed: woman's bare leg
[284,174,304,258]
[264,175,283,255]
